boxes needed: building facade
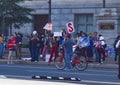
[14,0,120,45]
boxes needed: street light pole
[1,16,5,34]
[103,0,105,8]
[48,0,51,23]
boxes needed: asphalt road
[0,64,120,85]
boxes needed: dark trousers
[118,55,120,79]
[79,47,87,57]
[86,48,93,58]
[40,44,44,55]
[118,49,120,79]
[114,49,118,61]
[97,48,106,63]
[31,47,39,61]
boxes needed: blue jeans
[93,47,99,61]
[36,46,40,61]
[0,43,4,57]
[31,47,38,61]
[65,53,73,69]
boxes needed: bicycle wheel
[75,55,88,71]
[54,56,66,70]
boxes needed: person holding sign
[66,22,75,34]
[48,36,60,63]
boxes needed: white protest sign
[66,22,75,33]
[43,23,52,31]
[54,32,62,37]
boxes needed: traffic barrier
[32,76,81,81]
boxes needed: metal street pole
[1,16,5,34]
[48,0,51,23]
[103,0,105,8]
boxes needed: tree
[0,0,33,35]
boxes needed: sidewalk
[0,51,118,69]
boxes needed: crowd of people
[0,29,119,67]
[26,29,108,65]
[0,32,23,64]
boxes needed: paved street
[0,51,119,85]
[0,64,120,85]
[0,78,82,85]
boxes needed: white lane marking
[59,77,64,80]
[27,70,117,77]
[2,74,31,79]
[35,76,40,78]
[82,80,120,85]
[70,78,76,80]
[47,76,52,79]
[0,75,7,78]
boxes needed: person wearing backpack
[113,35,120,63]
[115,35,120,79]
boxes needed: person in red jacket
[7,34,18,64]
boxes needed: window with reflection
[75,14,93,34]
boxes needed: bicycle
[54,46,88,71]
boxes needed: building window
[75,14,93,34]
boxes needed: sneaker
[34,61,39,62]
[100,61,103,64]
[7,62,10,64]
[40,55,43,58]
[100,59,103,64]
[10,62,14,64]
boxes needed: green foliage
[0,0,33,29]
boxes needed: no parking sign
[66,22,75,33]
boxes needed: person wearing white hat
[30,30,40,62]
[97,34,106,64]
[33,30,37,35]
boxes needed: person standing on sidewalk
[39,33,45,57]
[30,31,40,62]
[15,32,23,59]
[113,35,120,63]
[27,34,32,59]
[48,36,60,63]
[41,30,50,60]
[115,35,120,79]
[86,33,93,62]
[96,34,107,64]
[7,34,18,64]
[0,33,4,59]
[92,32,99,62]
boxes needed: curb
[32,76,81,81]
[0,59,118,69]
